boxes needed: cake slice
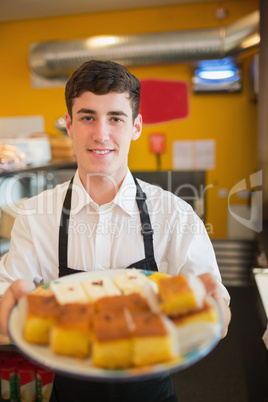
[50,281,89,305]
[49,281,93,358]
[82,277,121,302]
[131,311,177,367]
[24,286,60,345]
[171,300,221,353]
[158,274,206,317]
[171,299,219,327]
[148,272,170,286]
[92,310,133,369]
[50,303,94,358]
[94,293,149,313]
[113,269,151,295]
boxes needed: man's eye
[112,117,122,123]
[82,116,93,121]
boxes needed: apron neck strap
[132,176,155,259]
[58,177,74,268]
[58,175,155,268]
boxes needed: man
[0,60,231,401]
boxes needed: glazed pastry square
[24,286,60,345]
[50,303,94,359]
[92,310,133,369]
[131,311,174,366]
[158,274,206,316]
[94,293,149,313]
[171,300,219,326]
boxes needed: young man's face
[66,91,142,187]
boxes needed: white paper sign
[195,140,215,170]
[173,139,215,170]
[172,141,194,170]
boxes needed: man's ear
[132,114,142,141]
[65,112,73,138]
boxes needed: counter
[0,159,77,178]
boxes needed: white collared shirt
[0,169,230,302]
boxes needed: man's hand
[198,273,231,338]
[0,280,33,337]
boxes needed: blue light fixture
[193,57,241,92]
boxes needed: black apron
[50,176,178,402]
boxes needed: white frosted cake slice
[113,269,152,295]
[50,281,88,305]
[82,277,121,302]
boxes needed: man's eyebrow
[77,108,95,114]
[76,108,129,118]
[107,111,129,118]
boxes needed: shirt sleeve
[0,212,43,297]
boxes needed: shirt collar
[113,169,137,216]
[70,169,137,216]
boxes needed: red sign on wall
[149,133,165,154]
[139,79,189,125]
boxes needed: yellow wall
[0,0,258,238]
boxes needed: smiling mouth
[90,149,112,155]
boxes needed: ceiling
[0,0,243,23]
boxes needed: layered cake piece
[171,300,219,327]
[82,277,121,302]
[158,274,206,316]
[24,286,60,345]
[92,310,133,369]
[113,269,152,295]
[50,303,93,358]
[94,293,149,313]
[171,299,220,353]
[50,281,92,358]
[131,311,176,367]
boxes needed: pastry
[82,277,121,302]
[92,310,133,369]
[24,286,60,345]
[94,292,149,313]
[50,303,93,358]
[131,311,176,366]
[158,274,206,316]
[113,269,151,295]
[49,281,93,358]
[50,281,88,305]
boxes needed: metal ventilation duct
[29,11,259,79]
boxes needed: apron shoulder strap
[58,177,74,268]
[133,176,155,259]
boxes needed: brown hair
[65,60,141,122]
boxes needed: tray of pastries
[8,269,223,381]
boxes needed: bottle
[36,368,54,402]
[17,363,36,402]
[0,360,18,402]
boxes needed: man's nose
[92,120,110,143]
